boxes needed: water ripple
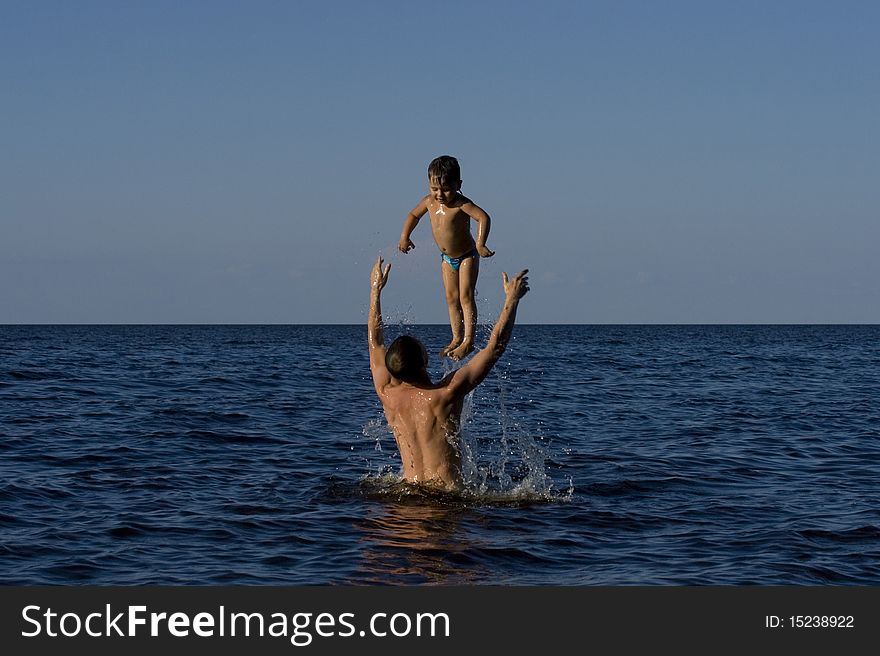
[1,325,878,584]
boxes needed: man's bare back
[376,378,464,488]
[368,256,529,490]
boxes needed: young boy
[398,155,494,360]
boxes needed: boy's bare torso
[425,194,477,258]
[376,378,463,489]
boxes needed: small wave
[109,525,146,539]
[199,376,234,385]
[798,525,880,544]
[0,481,75,502]
[585,476,691,497]
[184,430,282,444]
[261,554,301,566]
[0,512,21,525]
[223,503,286,516]
[9,370,51,380]
[107,521,237,540]
[213,411,250,421]
[38,452,119,466]
[158,410,251,422]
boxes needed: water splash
[359,296,570,502]
[384,305,418,328]
[356,473,562,506]
[453,291,563,498]
[360,418,399,478]
[456,357,564,500]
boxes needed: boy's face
[428,177,461,206]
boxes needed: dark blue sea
[1,325,879,585]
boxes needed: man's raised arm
[368,257,392,391]
[447,269,530,396]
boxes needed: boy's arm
[446,269,529,398]
[399,197,428,253]
[462,201,494,257]
[368,257,393,393]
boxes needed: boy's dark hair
[427,155,461,185]
[385,335,427,381]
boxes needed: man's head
[427,155,461,205]
[385,335,428,382]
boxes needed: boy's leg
[440,258,463,356]
[448,256,479,361]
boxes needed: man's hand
[398,238,415,253]
[371,256,391,291]
[502,269,529,301]
[477,245,495,258]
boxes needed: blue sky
[2,0,878,323]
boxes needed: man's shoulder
[385,379,456,398]
[434,372,471,401]
[380,379,421,397]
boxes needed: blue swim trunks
[441,249,478,271]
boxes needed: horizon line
[2,323,879,328]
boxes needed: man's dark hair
[427,155,460,185]
[385,335,427,381]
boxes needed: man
[368,256,530,490]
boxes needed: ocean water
[1,324,879,585]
